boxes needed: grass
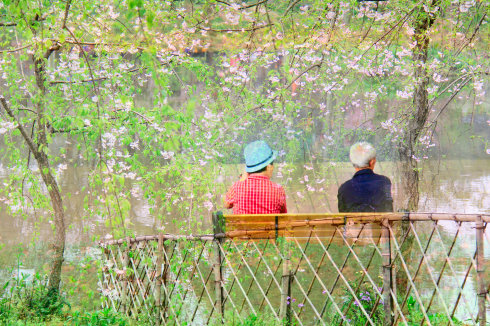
[0,270,146,326]
[0,270,470,326]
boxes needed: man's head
[244,140,277,177]
[349,142,376,170]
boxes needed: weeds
[0,269,142,325]
[66,308,139,326]
[331,281,384,325]
[404,295,464,326]
[0,269,68,323]
[223,313,287,326]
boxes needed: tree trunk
[397,0,439,298]
[0,82,65,295]
[38,154,66,293]
[398,6,437,210]
[33,52,66,294]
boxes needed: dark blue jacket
[337,169,393,212]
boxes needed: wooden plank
[223,212,489,223]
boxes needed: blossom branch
[454,12,487,57]
[16,107,38,115]
[112,108,153,124]
[62,0,72,29]
[284,0,302,17]
[0,96,39,155]
[0,10,51,27]
[240,0,269,10]
[285,62,322,90]
[0,21,16,27]
[430,77,472,125]
[50,60,171,85]
[198,24,273,33]
[323,5,416,94]
[215,0,269,10]
[0,43,33,53]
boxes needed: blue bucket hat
[244,140,277,173]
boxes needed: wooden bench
[212,211,488,240]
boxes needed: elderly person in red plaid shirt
[224,140,287,214]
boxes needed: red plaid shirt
[225,175,287,214]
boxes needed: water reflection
[0,159,488,246]
[0,159,488,319]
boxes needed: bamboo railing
[99,212,488,325]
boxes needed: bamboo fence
[99,212,488,325]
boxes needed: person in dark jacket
[338,142,393,212]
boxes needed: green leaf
[146,11,155,28]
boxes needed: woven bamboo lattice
[99,213,489,325]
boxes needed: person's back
[226,174,287,214]
[337,142,393,213]
[338,169,392,212]
[225,140,287,214]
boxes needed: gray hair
[349,142,376,168]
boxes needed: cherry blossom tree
[0,0,487,297]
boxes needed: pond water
[0,159,490,247]
[0,159,488,246]
[0,158,488,319]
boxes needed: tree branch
[0,97,39,156]
[215,0,231,7]
[197,23,273,33]
[0,44,33,53]
[284,0,302,17]
[50,75,118,85]
[50,59,172,85]
[112,108,153,123]
[62,0,72,29]
[0,22,16,27]
[215,0,269,11]
[285,63,322,90]
[322,6,415,94]
[17,107,38,114]
[44,42,61,60]
[454,12,487,57]
[430,77,472,124]
[239,0,269,10]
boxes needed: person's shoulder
[339,178,353,190]
[270,180,283,188]
[374,173,392,184]
[230,180,245,189]
[270,180,285,191]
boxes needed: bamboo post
[381,220,393,326]
[212,211,225,323]
[398,209,413,300]
[213,211,225,236]
[162,240,170,322]
[155,234,164,325]
[102,248,110,309]
[475,215,486,326]
[279,234,292,325]
[122,237,131,315]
